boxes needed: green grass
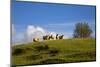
[12,38,96,66]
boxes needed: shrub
[35,44,49,52]
[26,54,42,60]
[48,48,60,56]
[12,48,24,55]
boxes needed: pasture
[12,38,96,66]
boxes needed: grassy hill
[12,38,96,66]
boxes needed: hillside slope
[12,38,96,66]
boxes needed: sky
[12,0,96,45]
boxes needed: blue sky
[12,0,96,44]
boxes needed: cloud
[26,25,47,42]
[43,22,76,30]
[36,26,46,35]
[26,25,36,36]
[12,33,26,45]
[48,23,75,26]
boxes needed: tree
[73,22,92,38]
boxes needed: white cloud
[36,26,46,35]
[26,25,47,42]
[26,25,36,36]
[47,22,76,27]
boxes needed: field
[12,38,96,66]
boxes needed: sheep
[33,38,40,42]
[43,35,54,40]
[43,34,64,41]
[50,35,54,40]
[43,36,46,40]
[43,35,50,40]
[56,34,64,40]
[59,35,64,39]
[56,34,59,40]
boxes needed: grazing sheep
[56,34,64,40]
[43,35,54,40]
[50,35,54,40]
[43,34,64,41]
[33,38,40,42]
[59,35,64,39]
[56,34,59,40]
[43,35,50,40]
[43,36,46,40]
